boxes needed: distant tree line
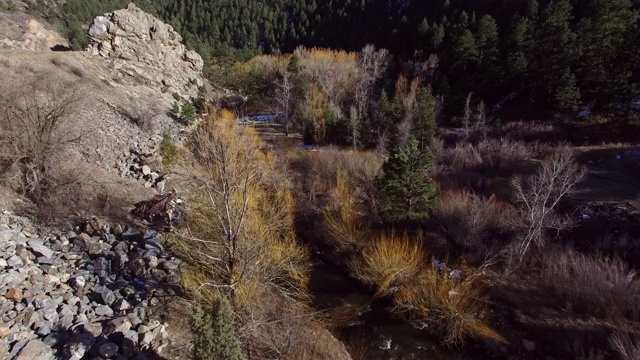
[42,0,639,121]
[151,0,640,121]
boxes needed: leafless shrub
[462,93,490,141]
[432,137,536,175]
[501,120,557,143]
[434,190,517,259]
[611,332,640,360]
[120,98,163,133]
[292,147,383,211]
[542,249,640,321]
[0,74,84,199]
[509,149,586,266]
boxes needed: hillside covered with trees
[18,0,640,359]
[41,0,639,121]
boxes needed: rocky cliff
[87,3,204,100]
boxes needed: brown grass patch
[541,249,640,322]
[434,190,517,259]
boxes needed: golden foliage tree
[174,109,309,304]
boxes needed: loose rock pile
[117,147,167,192]
[0,211,182,359]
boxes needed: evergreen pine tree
[192,299,244,360]
[377,137,436,222]
[578,0,637,112]
[414,87,438,149]
[532,0,577,107]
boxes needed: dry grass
[434,190,517,258]
[350,232,424,297]
[432,137,538,175]
[322,168,368,251]
[291,147,383,212]
[348,231,504,346]
[611,332,640,360]
[541,249,640,321]
[394,265,505,346]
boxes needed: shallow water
[309,260,464,360]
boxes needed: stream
[308,260,466,360]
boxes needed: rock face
[87,3,204,99]
[0,13,69,51]
[0,210,182,359]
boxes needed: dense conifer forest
[41,0,639,121]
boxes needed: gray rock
[35,322,52,336]
[98,342,119,358]
[58,315,75,331]
[100,288,117,306]
[146,256,158,268]
[103,317,131,336]
[15,339,54,360]
[0,343,8,359]
[94,257,110,279]
[27,239,53,259]
[7,255,23,267]
[523,339,536,352]
[112,298,131,312]
[138,330,155,348]
[62,332,95,360]
[82,322,103,337]
[43,331,70,347]
[33,297,55,310]
[7,339,28,360]
[0,229,14,242]
[112,224,124,236]
[95,305,114,317]
[37,307,58,322]
[69,275,85,290]
[112,252,128,272]
[36,257,54,265]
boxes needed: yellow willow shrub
[322,168,368,251]
[300,84,331,144]
[294,46,357,104]
[349,233,424,298]
[173,110,310,306]
[394,266,505,346]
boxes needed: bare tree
[509,150,586,267]
[462,93,490,141]
[0,74,84,198]
[349,105,358,150]
[353,45,388,147]
[395,75,420,145]
[274,70,294,136]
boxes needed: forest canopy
[47,0,640,120]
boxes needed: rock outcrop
[87,3,204,99]
[0,211,182,359]
[0,12,68,51]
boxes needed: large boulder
[86,3,204,99]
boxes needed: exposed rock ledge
[87,3,204,100]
